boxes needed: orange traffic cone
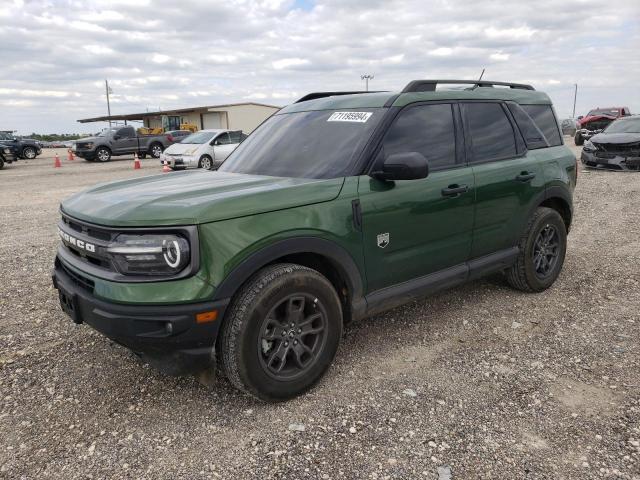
[67,149,75,161]
[133,152,141,170]
[54,154,62,168]
[162,161,171,173]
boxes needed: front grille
[59,213,118,273]
[594,141,640,157]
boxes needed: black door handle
[441,184,469,197]
[515,172,536,182]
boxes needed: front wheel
[22,147,36,159]
[0,157,4,169]
[198,155,213,170]
[218,264,343,402]
[506,207,567,292]
[95,147,111,162]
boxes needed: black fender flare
[212,237,365,314]
[526,185,573,231]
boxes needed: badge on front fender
[377,232,390,248]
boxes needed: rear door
[462,102,545,258]
[358,103,475,292]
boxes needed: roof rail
[402,79,535,93]
[295,91,384,103]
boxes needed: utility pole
[361,74,374,92]
[105,79,113,127]
[572,83,578,118]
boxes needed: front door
[358,103,475,293]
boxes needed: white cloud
[151,53,171,64]
[272,58,310,70]
[83,45,114,55]
[0,0,638,133]
[489,52,510,61]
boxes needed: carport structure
[77,102,280,133]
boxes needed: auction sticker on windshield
[327,111,372,123]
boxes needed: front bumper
[581,150,640,171]
[52,257,229,375]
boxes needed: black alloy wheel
[258,293,328,381]
[532,224,560,278]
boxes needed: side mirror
[113,135,120,140]
[371,152,429,181]
[577,116,583,120]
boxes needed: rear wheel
[149,143,163,158]
[198,155,213,170]
[218,264,343,402]
[506,207,567,292]
[95,147,111,162]
[0,157,4,169]
[22,147,36,159]
[574,133,584,146]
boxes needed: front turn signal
[196,310,218,324]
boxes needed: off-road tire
[506,207,567,292]
[574,133,584,146]
[22,147,36,159]
[198,155,213,170]
[95,147,111,162]
[217,263,343,402]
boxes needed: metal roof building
[77,102,280,133]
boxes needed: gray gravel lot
[1,145,639,479]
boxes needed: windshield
[604,117,640,134]
[181,131,217,144]
[219,109,384,178]
[587,108,619,117]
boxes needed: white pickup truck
[160,129,246,170]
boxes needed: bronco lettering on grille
[58,228,96,253]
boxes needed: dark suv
[52,79,577,401]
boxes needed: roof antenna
[478,68,485,81]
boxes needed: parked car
[0,131,42,159]
[560,118,577,137]
[0,143,17,169]
[165,130,193,143]
[73,126,179,162]
[160,129,246,170]
[52,79,576,401]
[574,107,631,146]
[581,115,640,171]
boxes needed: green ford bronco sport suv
[53,80,577,401]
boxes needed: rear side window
[506,103,549,150]
[521,105,562,146]
[462,103,516,162]
[381,103,456,170]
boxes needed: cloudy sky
[1,0,639,134]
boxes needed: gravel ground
[1,144,639,479]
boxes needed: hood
[578,114,616,126]
[75,135,100,143]
[590,132,640,144]
[61,170,345,227]
[163,142,203,155]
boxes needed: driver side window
[380,103,457,171]
[215,132,231,145]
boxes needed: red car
[575,107,631,145]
